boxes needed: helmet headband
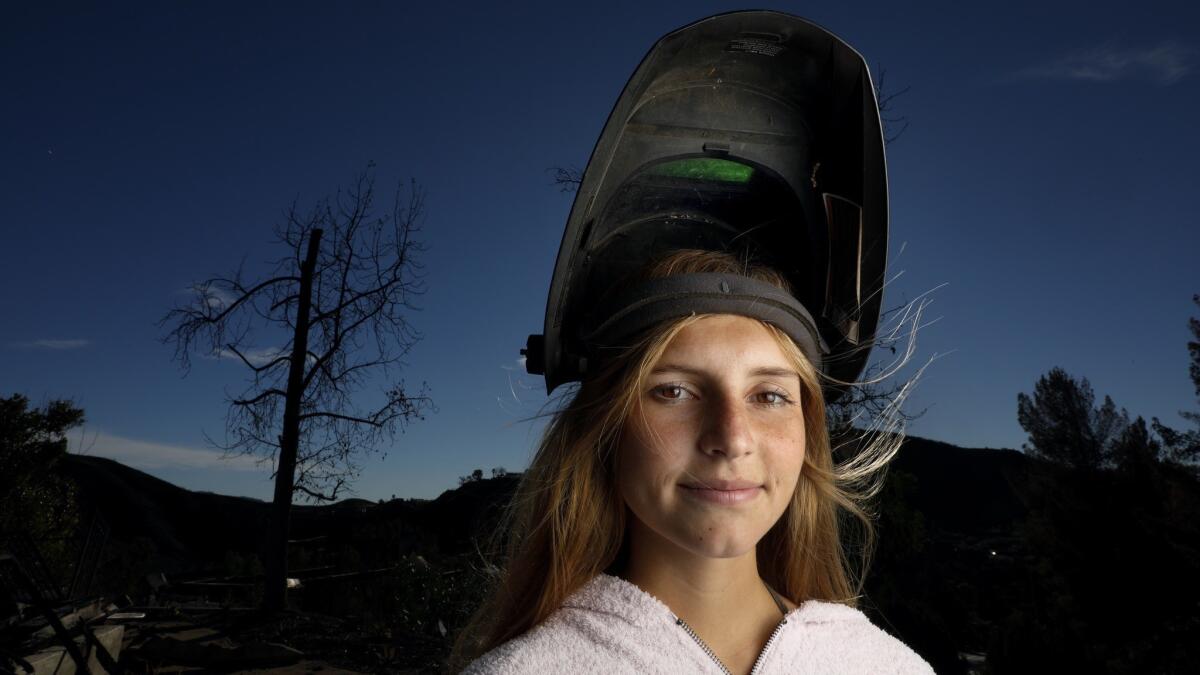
[583,273,826,372]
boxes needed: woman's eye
[756,390,794,407]
[653,384,691,402]
[652,385,792,407]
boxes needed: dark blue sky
[3,1,1197,500]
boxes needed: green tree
[1016,367,1129,470]
[1153,294,1200,466]
[1111,416,1162,474]
[0,394,84,582]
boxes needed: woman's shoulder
[458,607,685,675]
[766,599,935,674]
[459,615,583,674]
[459,574,720,674]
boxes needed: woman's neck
[617,522,793,654]
[622,550,769,619]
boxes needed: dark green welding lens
[648,157,754,183]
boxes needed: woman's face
[617,314,806,561]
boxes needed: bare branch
[231,388,288,407]
[297,410,387,426]
[549,166,583,194]
[224,344,292,374]
[294,481,346,503]
[874,64,911,146]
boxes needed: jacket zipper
[675,616,789,675]
[749,617,788,675]
[675,617,732,675]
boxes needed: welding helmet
[522,10,888,403]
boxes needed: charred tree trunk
[160,169,434,610]
[263,228,323,611]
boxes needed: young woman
[449,249,933,674]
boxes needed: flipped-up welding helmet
[522,10,888,403]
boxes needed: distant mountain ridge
[59,434,1028,570]
[887,436,1029,534]
[56,434,1200,673]
[57,452,521,573]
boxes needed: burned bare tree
[160,165,434,610]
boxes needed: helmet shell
[524,10,888,402]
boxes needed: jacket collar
[562,573,866,630]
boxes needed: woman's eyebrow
[651,364,800,379]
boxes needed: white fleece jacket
[462,573,934,674]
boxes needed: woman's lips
[679,485,763,505]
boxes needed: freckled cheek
[640,414,695,447]
[764,420,805,492]
[618,442,684,506]
[628,416,693,464]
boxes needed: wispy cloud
[1016,42,1192,85]
[9,338,91,350]
[73,431,263,471]
[174,283,240,311]
[191,283,239,310]
[212,346,290,366]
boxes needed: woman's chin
[627,508,769,562]
[677,531,761,560]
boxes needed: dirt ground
[110,607,438,674]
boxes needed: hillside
[889,436,1029,534]
[45,434,1200,673]
[57,434,1031,574]
[57,454,521,574]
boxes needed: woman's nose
[699,394,754,459]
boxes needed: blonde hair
[448,249,911,671]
